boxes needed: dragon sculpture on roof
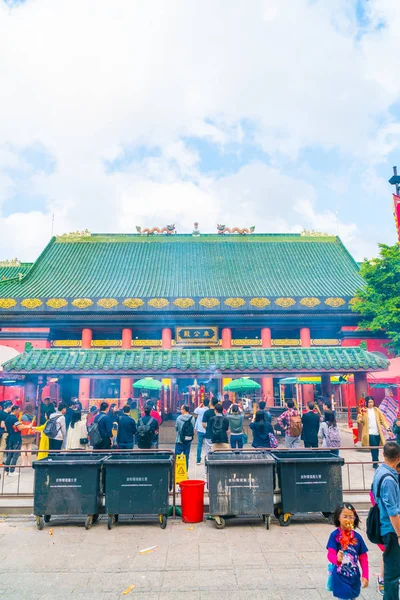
[136,224,176,236]
[217,225,255,235]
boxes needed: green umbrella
[223,377,261,392]
[133,377,162,391]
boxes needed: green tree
[351,243,400,355]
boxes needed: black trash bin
[270,450,344,526]
[205,451,275,529]
[104,452,173,529]
[33,453,106,530]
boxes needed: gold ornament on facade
[232,339,262,346]
[272,339,301,346]
[349,297,358,306]
[311,339,340,346]
[0,298,17,309]
[249,298,271,308]
[224,297,246,308]
[97,298,119,309]
[173,298,195,309]
[72,298,94,309]
[199,298,220,308]
[324,297,346,308]
[299,297,321,308]
[21,298,43,309]
[132,340,162,347]
[122,298,144,309]
[52,340,82,347]
[56,229,91,240]
[91,340,122,347]
[46,298,68,309]
[148,298,169,309]
[275,297,296,308]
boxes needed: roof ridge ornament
[192,222,200,236]
[0,258,21,267]
[136,224,176,236]
[300,229,331,237]
[57,229,91,240]
[217,225,255,235]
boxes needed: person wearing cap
[0,401,13,464]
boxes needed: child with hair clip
[326,502,369,600]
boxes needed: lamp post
[389,166,400,195]
[389,166,400,242]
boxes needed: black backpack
[180,417,194,443]
[211,416,226,443]
[366,472,398,544]
[43,414,62,439]
[137,417,155,448]
[88,414,106,447]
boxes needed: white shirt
[368,408,379,435]
[194,406,208,432]
[65,420,88,450]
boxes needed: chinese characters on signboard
[175,326,218,345]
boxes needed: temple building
[0,227,392,411]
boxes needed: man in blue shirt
[372,441,400,600]
[116,405,137,449]
[93,402,114,449]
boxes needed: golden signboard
[175,326,218,345]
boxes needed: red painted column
[261,328,274,407]
[121,328,133,403]
[79,328,92,409]
[221,328,232,349]
[162,328,172,349]
[300,327,314,404]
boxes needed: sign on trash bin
[175,454,188,484]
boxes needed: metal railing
[0,446,381,499]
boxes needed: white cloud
[0,0,399,262]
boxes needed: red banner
[394,194,400,242]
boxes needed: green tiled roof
[0,263,32,281]
[2,347,388,375]
[0,233,364,312]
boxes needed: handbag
[268,433,278,448]
[242,432,248,444]
[80,437,89,445]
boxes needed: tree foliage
[351,243,400,356]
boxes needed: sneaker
[377,576,384,596]
[196,461,201,465]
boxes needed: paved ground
[0,513,384,599]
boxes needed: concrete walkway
[0,513,385,599]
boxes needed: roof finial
[192,222,200,236]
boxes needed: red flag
[394,194,400,242]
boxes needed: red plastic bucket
[179,480,205,523]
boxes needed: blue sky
[0,0,400,261]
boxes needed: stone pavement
[0,513,385,599]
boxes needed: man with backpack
[370,441,400,600]
[89,402,113,449]
[202,397,219,456]
[116,404,137,449]
[175,404,195,469]
[45,403,67,451]
[277,399,302,448]
[209,403,230,451]
[137,405,159,449]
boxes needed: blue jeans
[175,441,191,470]
[196,432,205,462]
[118,442,133,449]
[230,434,243,449]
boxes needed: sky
[0,0,400,262]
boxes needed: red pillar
[354,372,368,400]
[79,328,92,410]
[221,328,232,349]
[261,327,274,407]
[121,328,133,403]
[162,328,172,349]
[300,327,314,404]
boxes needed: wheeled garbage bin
[270,450,344,526]
[205,451,275,529]
[33,453,106,530]
[104,452,173,529]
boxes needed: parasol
[133,377,162,391]
[223,377,261,392]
